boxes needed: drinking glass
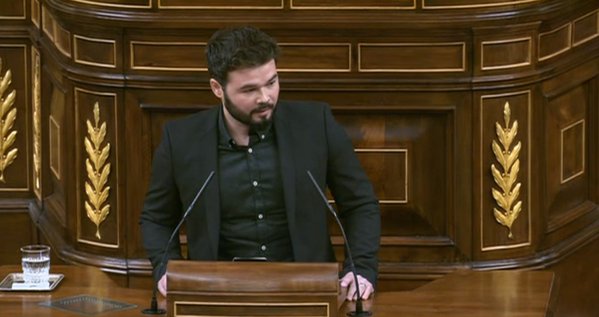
[20,244,50,285]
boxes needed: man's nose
[257,88,270,104]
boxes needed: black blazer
[140,100,381,285]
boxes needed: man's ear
[210,79,224,99]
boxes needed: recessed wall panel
[359,43,465,72]
[74,88,120,248]
[0,1,26,19]
[539,24,571,61]
[481,38,531,70]
[159,0,283,8]
[479,91,531,251]
[278,44,351,72]
[573,10,599,46]
[0,45,29,192]
[130,41,206,71]
[74,35,117,68]
[291,0,415,9]
[336,111,451,238]
[67,0,151,8]
[545,85,589,230]
[423,0,538,9]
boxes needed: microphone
[142,171,215,315]
[306,171,372,317]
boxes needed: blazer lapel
[274,105,298,250]
[189,108,220,259]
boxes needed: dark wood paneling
[549,232,599,317]
[539,24,571,61]
[0,44,30,195]
[31,0,40,28]
[0,0,26,19]
[290,0,414,9]
[481,38,531,70]
[477,91,532,255]
[545,85,589,227]
[0,209,36,265]
[337,112,451,238]
[159,0,282,8]
[279,44,351,72]
[65,0,151,7]
[74,88,120,249]
[573,10,599,46]
[74,35,117,68]
[422,0,540,9]
[358,43,465,72]
[130,41,206,71]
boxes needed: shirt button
[248,148,253,154]
[258,213,264,220]
[252,181,258,187]
[261,245,267,251]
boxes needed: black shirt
[216,109,294,261]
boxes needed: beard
[223,92,275,131]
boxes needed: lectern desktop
[0,265,556,316]
[166,260,340,317]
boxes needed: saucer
[0,273,64,291]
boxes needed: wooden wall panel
[74,35,117,68]
[422,0,539,9]
[0,1,26,20]
[66,0,151,8]
[41,6,71,57]
[545,85,590,231]
[74,88,120,249]
[290,0,415,9]
[31,0,41,28]
[48,86,64,183]
[0,44,30,194]
[278,44,351,72]
[478,91,532,252]
[159,0,283,9]
[358,43,465,72]
[0,209,36,265]
[481,38,531,70]
[573,10,599,47]
[337,112,451,240]
[539,24,571,61]
[130,41,206,71]
[45,69,68,227]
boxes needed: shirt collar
[218,107,275,148]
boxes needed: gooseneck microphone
[306,171,372,317]
[142,171,215,315]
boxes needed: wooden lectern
[166,260,339,317]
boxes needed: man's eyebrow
[238,74,278,91]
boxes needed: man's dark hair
[205,26,280,85]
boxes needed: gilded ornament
[33,52,42,193]
[491,102,522,239]
[84,102,111,240]
[0,58,18,183]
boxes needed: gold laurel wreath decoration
[33,54,41,192]
[0,58,18,183]
[491,102,522,239]
[84,102,111,240]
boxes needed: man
[139,26,381,301]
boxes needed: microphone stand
[306,171,372,317]
[142,171,215,315]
